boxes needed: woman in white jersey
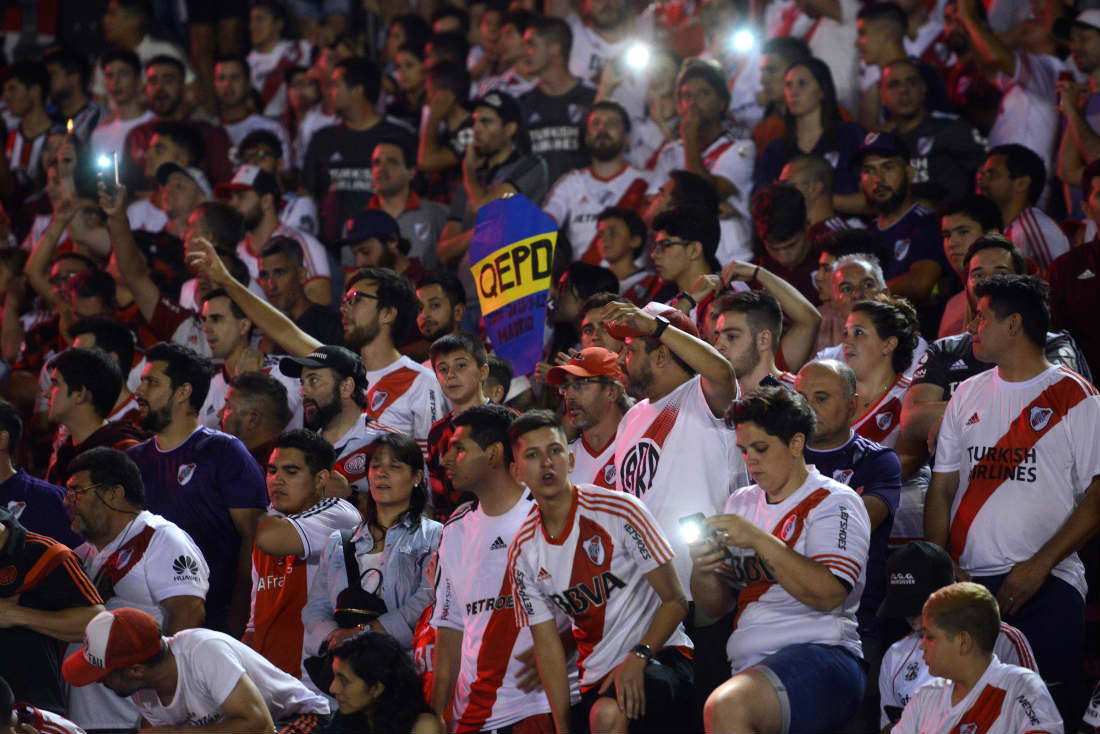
[691,386,871,734]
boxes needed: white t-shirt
[564,13,652,122]
[130,628,329,727]
[432,494,577,731]
[613,375,746,595]
[511,484,693,687]
[569,434,618,489]
[236,222,331,286]
[1005,206,1071,277]
[990,52,1065,176]
[222,114,291,164]
[892,656,1062,734]
[935,366,1100,597]
[90,110,156,158]
[68,511,210,730]
[719,468,870,672]
[199,355,303,432]
[879,623,1037,729]
[542,164,649,264]
[127,197,168,233]
[364,355,449,460]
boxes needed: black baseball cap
[473,91,522,127]
[851,131,911,169]
[340,209,400,246]
[877,540,955,619]
[280,346,367,391]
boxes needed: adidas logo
[950,359,968,370]
[489,536,506,551]
[1078,268,1095,280]
[536,567,552,581]
[328,151,343,163]
[966,412,980,426]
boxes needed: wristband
[751,265,760,283]
[632,643,654,661]
[651,315,670,340]
[676,291,697,309]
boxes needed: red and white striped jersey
[237,223,331,288]
[542,164,649,265]
[568,435,617,489]
[879,623,1037,729]
[12,704,86,734]
[1006,206,1070,277]
[431,494,577,732]
[510,484,693,688]
[329,415,405,493]
[364,356,448,461]
[892,656,1061,734]
[718,468,870,673]
[851,374,911,449]
[935,365,1100,598]
[5,127,46,178]
[649,132,755,218]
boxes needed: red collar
[368,191,421,213]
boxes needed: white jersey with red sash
[612,375,746,596]
[541,164,649,264]
[569,435,618,489]
[718,468,869,673]
[248,39,310,117]
[364,355,448,460]
[852,374,910,449]
[649,131,755,218]
[892,656,1062,734]
[510,484,693,688]
[934,365,1100,597]
[329,415,405,493]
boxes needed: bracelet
[751,265,760,283]
[677,291,697,309]
[632,643,654,661]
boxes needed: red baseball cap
[546,347,626,386]
[602,302,700,341]
[63,608,163,686]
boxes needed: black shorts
[572,647,694,734]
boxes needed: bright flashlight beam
[732,29,755,53]
[625,43,650,70]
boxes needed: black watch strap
[651,315,670,340]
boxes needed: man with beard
[44,48,105,143]
[547,347,628,488]
[341,210,427,286]
[123,56,233,193]
[368,137,448,271]
[126,342,268,636]
[217,165,331,305]
[219,373,292,467]
[256,237,344,348]
[922,0,1002,137]
[857,132,947,304]
[279,346,400,495]
[197,289,303,431]
[416,271,467,346]
[542,101,648,264]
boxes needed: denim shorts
[754,643,866,734]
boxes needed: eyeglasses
[65,483,109,500]
[557,377,605,396]
[241,149,274,164]
[342,290,380,308]
[652,238,691,254]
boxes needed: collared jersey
[510,484,692,687]
[934,366,1099,597]
[328,415,405,493]
[569,435,618,489]
[364,355,448,460]
[1006,206,1070,277]
[542,164,649,264]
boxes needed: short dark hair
[677,58,732,110]
[973,274,1049,348]
[940,194,1003,233]
[374,135,416,169]
[238,129,284,161]
[653,205,721,272]
[666,169,719,214]
[273,429,336,474]
[453,404,517,464]
[100,47,142,76]
[851,295,921,374]
[0,399,23,451]
[335,57,382,104]
[588,100,631,133]
[68,317,137,375]
[229,372,291,428]
[146,54,186,79]
[425,58,470,101]
[963,234,1027,275]
[417,270,466,308]
[820,228,886,264]
[988,144,1046,206]
[215,54,251,79]
[200,288,249,320]
[7,59,50,100]
[432,5,469,34]
[561,263,620,303]
[531,16,573,59]
[48,348,124,418]
[715,290,784,353]
[68,447,146,509]
[485,354,513,398]
[391,13,432,54]
[507,408,565,448]
[596,207,646,256]
[260,236,305,267]
[761,36,811,65]
[196,202,245,251]
[752,184,807,243]
[857,2,908,35]
[347,268,418,342]
[727,385,817,444]
[251,0,287,27]
[427,31,471,64]
[44,48,92,89]
[365,433,428,524]
[150,120,205,166]
[145,342,214,412]
[430,332,488,367]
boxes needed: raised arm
[100,186,162,322]
[722,261,822,371]
[955,0,1016,77]
[25,200,79,306]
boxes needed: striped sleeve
[805,491,870,590]
[582,490,674,570]
[508,517,553,628]
[996,622,1038,672]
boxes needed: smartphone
[679,512,707,544]
[96,152,120,195]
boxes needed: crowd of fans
[0,0,1097,732]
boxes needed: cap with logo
[155,163,212,198]
[340,209,400,247]
[62,608,163,686]
[280,345,368,391]
[877,540,955,619]
[602,302,701,341]
[851,131,911,169]
[546,347,626,386]
[213,164,280,199]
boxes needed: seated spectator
[779,154,864,249]
[44,48,106,143]
[976,144,1070,277]
[477,10,538,98]
[246,2,311,119]
[877,542,1038,732]
[387,43,429,133]
[693,386,870,734]
[90,49,155,162]
[219,372,293,467]
[63,607,330,732]
[415,271,467,346]
[750,184,821,305]
[752,37,812,158]
[247,430,360,680]
[417,60,473,184]
[646,168,749,276]
[812,232,886,352]
[368,137,449,272]
[326,632,443,734]
[938,194,1003,338]
[594,207,663,306]
[214,56,291,156]
[892,582,1062,733]
[855,132,947,304]
[255,237,344,348]
[341,210,426,287]
[236,129,319,236]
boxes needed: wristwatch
[651,315,671,340]
[632,643,654,661]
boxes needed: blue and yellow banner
[470,195,557,377]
